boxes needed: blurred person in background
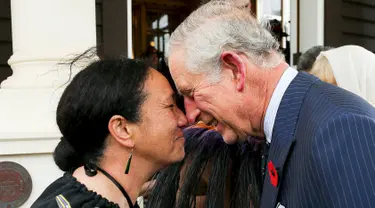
[310,45,375,106]
[297,45,333,72]
[140,45,159,70]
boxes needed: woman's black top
[31,172,140,208]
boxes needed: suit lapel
[260,72,319,208]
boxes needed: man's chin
[217,127,240,144]
[222,135,239,144]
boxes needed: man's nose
[184,97,200,124]
[176,108,188,128]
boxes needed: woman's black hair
[231,138,262,208]
[147,127,261,208]
[53,48,151,172]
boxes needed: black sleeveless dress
[31,172,140,208]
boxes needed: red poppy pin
[268,160,278,187]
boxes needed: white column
[299,0,324,52]
[0,0,96,207]
[127,0,133,58]
[290,0,325,65]
[290,0,298,65]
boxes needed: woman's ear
[108,115,135,148]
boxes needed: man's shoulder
[308,80,372,107]
[300,81,374,120]
[293,80,375,142]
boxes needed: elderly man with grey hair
[167,1,375,208]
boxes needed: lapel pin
[268,160,278,187]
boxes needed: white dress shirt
[263,67,298,144]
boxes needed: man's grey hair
[167,0,284,83]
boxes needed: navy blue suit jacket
[260,72,375,208]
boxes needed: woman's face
[135,68,188,166]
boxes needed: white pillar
[290,0,298,65]
[299,0,324,52]
[127,0,133,58]
[290,0,325,65]
[0,0,96,207]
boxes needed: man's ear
[220,51,246,91]
[108,115,135,148]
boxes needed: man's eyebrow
[178,88,192,96]
[238,3,250,9]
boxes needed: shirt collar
[263,67,298,143]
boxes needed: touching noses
[176,108,188,128]
[184,96,200,124]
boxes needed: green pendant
[125,153,132,174]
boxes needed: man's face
[168,51,253,144]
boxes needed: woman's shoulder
[31,172,119,208]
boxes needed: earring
[84,163,98,177]
[124,149,133,174]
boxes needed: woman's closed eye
[168,104,175,108]
[163,103,175,109]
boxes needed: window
[147,13,170,55]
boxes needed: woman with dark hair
[296,45,334,72]
[147,124,262,208]
[31,51,187,208]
